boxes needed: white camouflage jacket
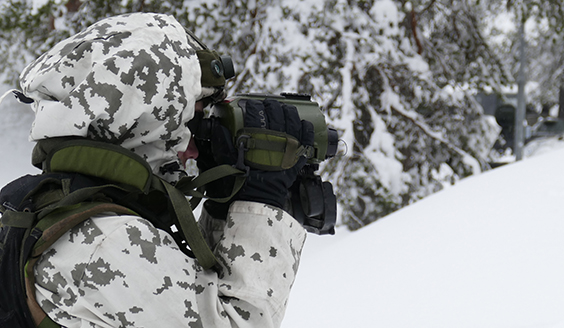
[33,201,306,328]
[16,12,307,328]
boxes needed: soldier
[11,12,312,328]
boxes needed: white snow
[370,0,401,37]
[282,143,564,327]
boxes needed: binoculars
[195,93,338,235]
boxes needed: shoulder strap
[34,138,233,270]
[0,139,252,327]
[158,179,218,270]
[33,138,152,193]
[31,138,253,269]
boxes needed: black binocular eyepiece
[209,56,235,81]
[326,127,338,159]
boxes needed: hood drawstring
[0,89,34,108]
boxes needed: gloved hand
[195,118,237,219]
[196,98,314,219]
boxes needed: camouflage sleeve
[199,201,307,327]
[34,201,306,328]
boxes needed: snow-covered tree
[183,0,504,229]
[0,0,532,230]
[480,0,564,109]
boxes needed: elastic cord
[0,89,18,107]
[0,89,34,107]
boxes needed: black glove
[195,119,238,218]
[196,99,314,219]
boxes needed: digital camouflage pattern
[16,12,308,327]
[34,201,306,327]
[19,13,216,177]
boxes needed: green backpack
[0,137,246,328]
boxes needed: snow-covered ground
[283,140,564,328]
[2,85,564,327]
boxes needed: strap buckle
[234,135,251,176]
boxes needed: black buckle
[234,135,250,176]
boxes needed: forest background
[0,0,563,230]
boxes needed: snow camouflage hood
[19,13,219,178]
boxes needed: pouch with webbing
[0,137,247,328]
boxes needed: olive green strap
[0,210,36,228]
[161,181,218,270]
[37,316,60,328]
[37,138,153,193]
[235,127,313,171]
[37,184,128,220]
[176,165,247,203]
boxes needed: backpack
[0,137,246,328]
